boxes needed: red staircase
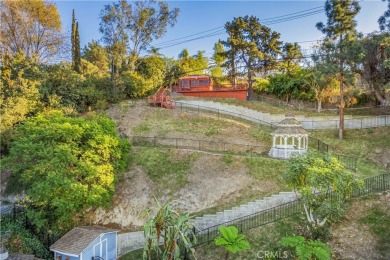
[148,86,175,109]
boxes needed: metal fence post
[383,174,386,192]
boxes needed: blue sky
[55,1,386,59]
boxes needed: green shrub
[2,111,131,229]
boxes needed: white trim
[81,231,118,258]
[80,251,83,260]
[50,249,79,258]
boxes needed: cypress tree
[71,10,81,73]
[74,22,81,73]
[71,9,76,69]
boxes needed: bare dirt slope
[329,193,390,260]
[93,104,282,230]
[94,151,253,230]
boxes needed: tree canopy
[316,0,360,139]
[99,0,179,73]
[0,0,64,62]
[223,15,282,100]
[2,111,130,230]
[284,152,362,238]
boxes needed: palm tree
[215,226,250,260]
[143,198,196,260]
[147,46,163,57]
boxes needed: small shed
[50,226,118,260]
[269,114,309,159]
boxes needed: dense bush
[2,111,131,231]
[262,69,315,102]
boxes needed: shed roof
[50,226,118,256]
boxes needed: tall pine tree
[71,9,81,73]
[316,0,360,139]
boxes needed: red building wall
[180,90,247,101]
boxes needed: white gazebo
[269,114,309,159]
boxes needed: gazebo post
[298,137,301,149]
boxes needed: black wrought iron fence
[131,136,271,157]
[308,136,329,153]
[184,172,389,250]
[131,135,357,171]
[193,199,304,246]
[335,154,358,172]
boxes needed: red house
[175,75,248,101]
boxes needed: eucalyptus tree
[316,0,360,139]
[0,0,64,62]
[223,16,282,100]
[99,0,179,75]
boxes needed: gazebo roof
[272,115,308,136]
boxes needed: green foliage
[99,0,179,73]
[350,32,390,106]
[280,236,331,260]
[221,154,233,164]
[135,56,167,89]
[178,49,209,75]
[280,42,303,75]
[132,148,191,191]
[2,111,130,230]
[253,78,270,93]
[211,41,227,84]
[143,198,196,260]
[1,218,52,259]
[122,70,157,98]
[265,69,314,102]
[284,152,363,237]
[0,0,63,62]
[215,226,250,259]
[83,40,110,74]
[0,53,40,132]
[379,0,390,31]
[40,63,106,112]
[71,10,81,73]
[222,15,282,99]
